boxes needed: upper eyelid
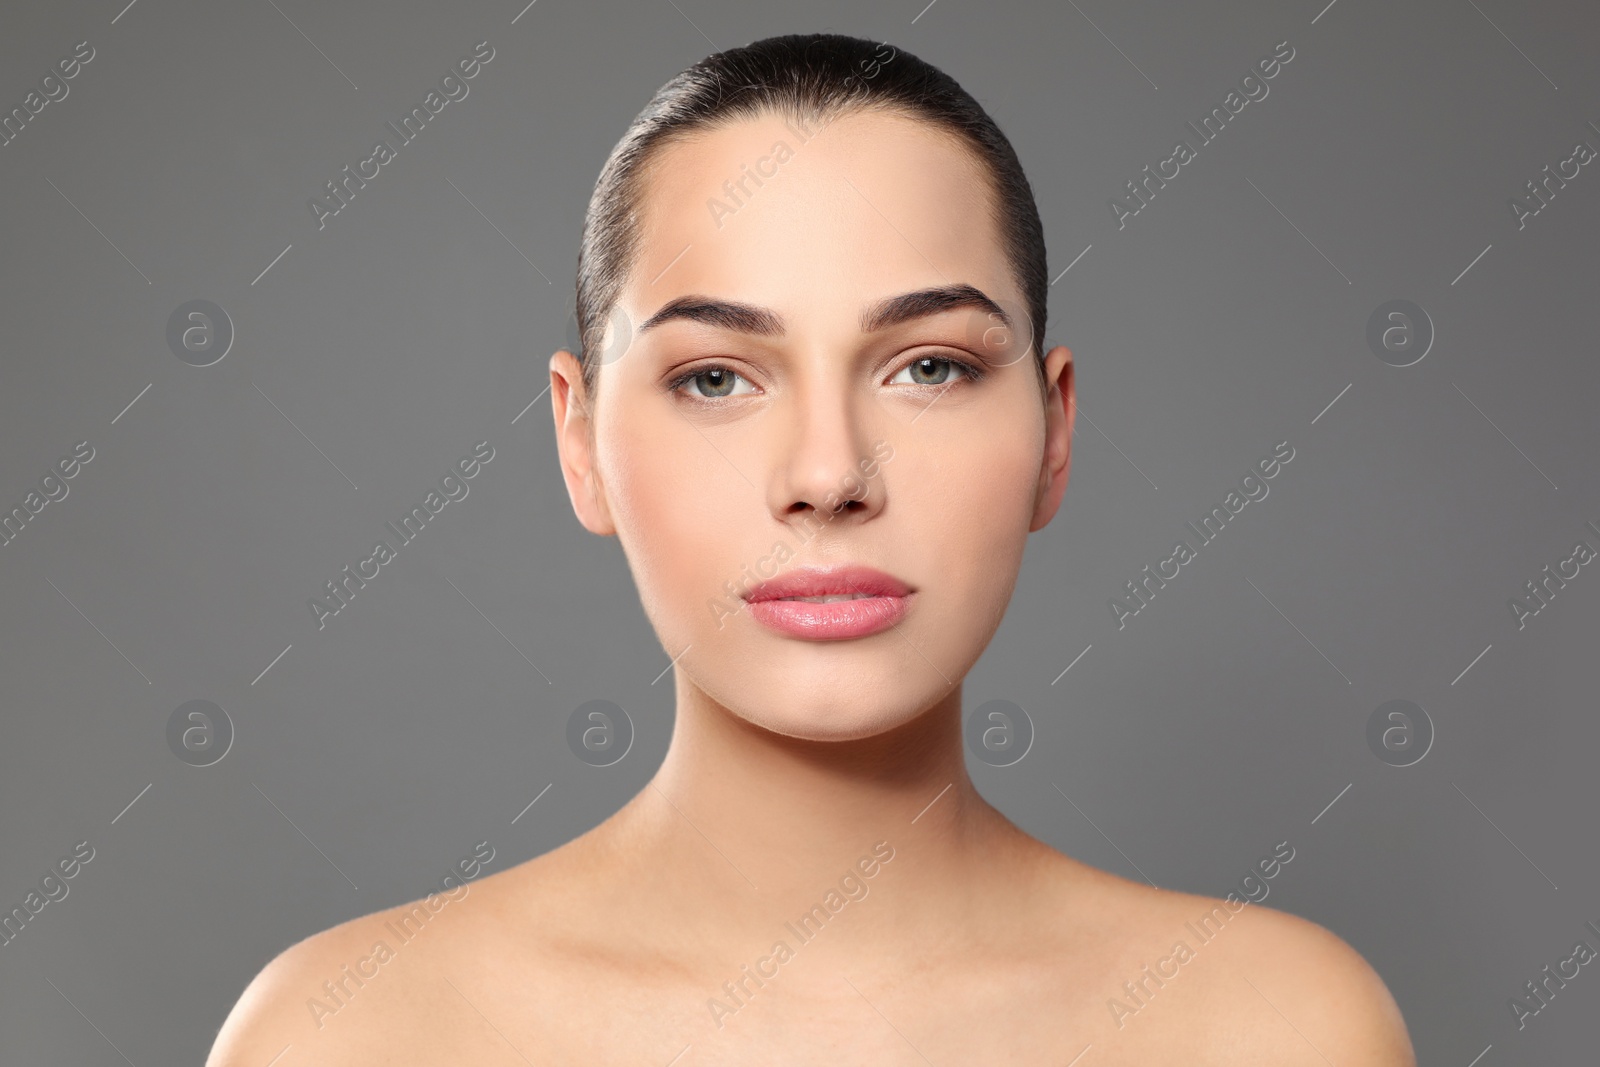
[667,362,753,390]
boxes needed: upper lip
[742,565,912,602]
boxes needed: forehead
[623,107,1016,330]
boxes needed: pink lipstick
[742,565,913,640]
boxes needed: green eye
[890,357,976,387]
[673,366,756,399]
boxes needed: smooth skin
[208,108,1415,1065]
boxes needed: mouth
[776,593,877,603]
[742,565,913,640]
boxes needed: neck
[627,674,1030,943]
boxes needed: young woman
[211,34,1415,1065]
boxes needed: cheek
[935,421,1039,537]
[968,458,1035,577]
[600,422,744,628]
[897,417,1041,603]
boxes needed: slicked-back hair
[572,33,1050,406]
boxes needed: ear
[1029,345,1074,532]
[549,350,617,536]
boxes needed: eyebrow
[635,283,1013,339]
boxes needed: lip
[743,565,914,640]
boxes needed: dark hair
[573,32,1048,404]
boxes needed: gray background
[1,0,1596,1062]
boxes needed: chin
[747,702,926,743]
[700,650,951,743]
[736,700,928,742]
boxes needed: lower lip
[746,594,912,640]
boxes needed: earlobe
[1029,346,1074,532]
[549,350,617,536]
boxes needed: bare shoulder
[1078,868,1414,1064]
[1193,896,1416,1065]
[205,903,412,1067]
[205,847,576,1067]
[1020,847,1414,1065]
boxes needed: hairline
[586,102,1043,409]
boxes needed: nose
[769,386,886,534]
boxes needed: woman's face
[552,106,1074,741]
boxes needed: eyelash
[667,355,987,402]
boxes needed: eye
[670,365,758,400]
[888,355,982,388]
